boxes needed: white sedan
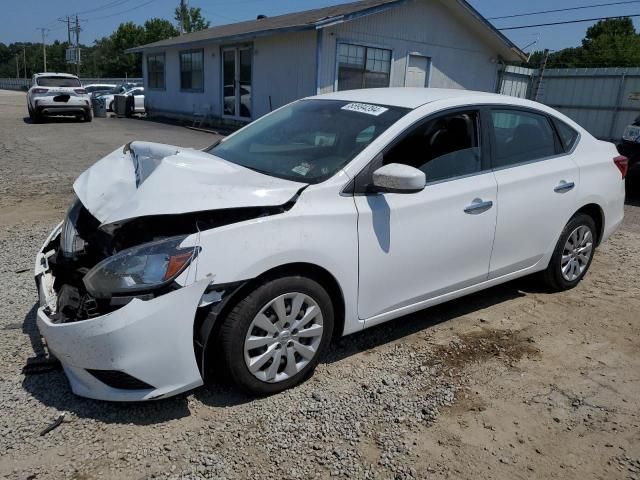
[98,86,145,113]
[34,88,626,401]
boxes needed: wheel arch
[197,262,347,384]
[574,203,605,246]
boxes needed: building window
[337,43,391,91]
[147,53,165,89]
[180,49,204,91]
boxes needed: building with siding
[127,0,525,124]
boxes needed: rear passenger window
[553,119,579,151]
[491,110,559,168]
[384,111,482,183]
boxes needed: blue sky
[2,0,640,53]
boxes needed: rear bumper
[34,226,209,402]
[37,105,90,116]
[34,97,90,116]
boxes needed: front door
[405,54,430,88]
[222,47,252,120]
[356,109,497,321]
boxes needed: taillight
[614,155,629,179]
[32,88,48,94]
[74,88,87,94]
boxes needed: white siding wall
[252,31,317,118]
[318,0,500,94]
[143,0,504,121]
[144,44,221,118]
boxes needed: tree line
[524,17,640,69]
[0,6,208,78]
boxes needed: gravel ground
[0,89,639,480]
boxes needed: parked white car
[27,73,91,123]
[34,88,626,401]
[98,86,144,113]
[83,83,117,100]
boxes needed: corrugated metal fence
[498,66,640,141]
[0,77,142,91]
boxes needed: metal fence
[0,77,142,91]
[537,68,640,141]
[498,66,640,141]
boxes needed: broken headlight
[83,235,198,298]
[60,196,86,258]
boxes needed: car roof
[310,87,524,109]
[33,72,79,79]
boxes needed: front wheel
[219,276,334,395]
[541,213,597,291]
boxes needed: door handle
[554,181,575,193]
[464,199,493,214]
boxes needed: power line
[499,14,640,30]
[489,1,640,20]
[83,0,161,21]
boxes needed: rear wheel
[541,213,597,291]
[83,110,92,122]
[219,276,334,395]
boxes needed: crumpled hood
[73,141,306,225]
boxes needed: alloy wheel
[561,225,593,281]
[243,292,324,383]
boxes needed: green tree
[144,18,179,43]
[522,17,640,68]
[174,6,210,33]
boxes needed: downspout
[316,27,324,94]
[494,56,505,94]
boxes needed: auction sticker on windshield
[341,103,389,116]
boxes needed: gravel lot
[1,89,639,480]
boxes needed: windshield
[36,76,81,87]
[208,99,409,183]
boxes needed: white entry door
[405,54,430,88]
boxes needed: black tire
[219,276,334,395]
[83,111,92,122]
[108,101,114,112]
[541,213,597,291]
[28,105,34,120]
[32,111,43,123]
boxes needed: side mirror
[372,163,426,193]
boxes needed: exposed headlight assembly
[83,236,198,298]
[60,196,86,258]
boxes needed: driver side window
[384,110,482,184]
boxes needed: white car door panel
[355,108,497,321]
[488,108,579,278]
[356,172,497,320]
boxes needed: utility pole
[23,45,27,80]
[16,54,19,79]
[38,28,48,72]
[179,0,187,34]
[74,15,81,76]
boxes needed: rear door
[488,108,579,278]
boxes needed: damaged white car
[34,88,626,401]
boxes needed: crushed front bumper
[34,226,209,402]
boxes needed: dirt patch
[432,328,539,370]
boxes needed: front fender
[176,191,361,335]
